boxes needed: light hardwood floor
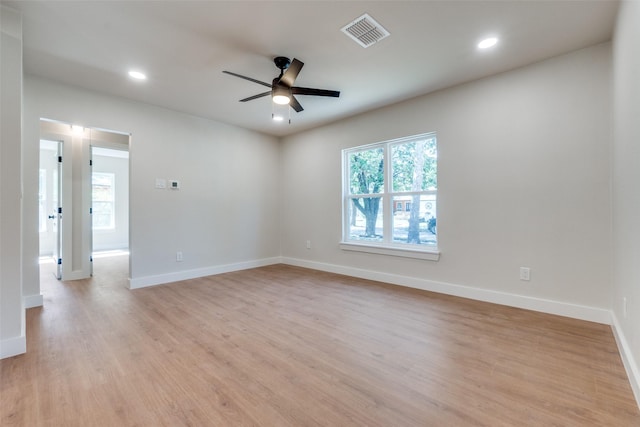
[1,255,639,426]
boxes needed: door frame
[39,119,130,281]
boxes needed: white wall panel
[281,43,612,311]
[612,0,640,405]
[23,77,281,287]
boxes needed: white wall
[612,0,640,405]
[0,5,25,358]
[23,77,282,290]
[281,43,612,322]
[92,152,129,251]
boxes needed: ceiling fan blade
[222,71,272,88]
[279,58,304,87]
[239,91,271,102]
[289,96,304,113]
[291,87,340,98]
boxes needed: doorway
[91,146,129,257]
[39,119,130,282]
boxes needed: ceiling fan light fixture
[272,94,290,105]
[223,56,339,117]
[272,85,291,105]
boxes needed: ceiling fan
[223,57,340,114]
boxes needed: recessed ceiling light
[478,37,498,49]
[128,70,147,80]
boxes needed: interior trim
[281,256,611,324]
[0,335,26,359]
[128,256,281,289]
[340,242,440,261]
[611,313,640,409]
[24,293,44,309]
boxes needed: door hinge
[58,207,62,214]
[89,159,93,166]
[58,156,62,163]
[89,207,92,214]
[57,258,62,265]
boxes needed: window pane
[347,196,384,242]
[348,148,384,195]
[92,173,114,201]
[92,173,115,229]
[392,195,437,245]
[93,202,113,228]
[391,138,437,192]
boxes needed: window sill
[340,241,440,261]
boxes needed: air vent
[341,13,390,48]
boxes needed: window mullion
[383,143,392,243]
[342,151,349,242]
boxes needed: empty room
[1,1,639,425]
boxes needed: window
[342,133,438,259]
[92,172,115,230]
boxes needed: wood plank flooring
[1,255,639,426]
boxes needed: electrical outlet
[623,297,628,319]
[519,267,530,281]
[306,240,311,249]
[176,251,183,262]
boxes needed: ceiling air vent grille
[341,13,390,48]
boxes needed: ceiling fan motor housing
[274,56,291,72]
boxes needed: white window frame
[341,133,440,261]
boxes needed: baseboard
[128,257,282,289]
[24,293,44,309]
[611,313,640,409]
[281,257,611,325]
[1,335,26,359]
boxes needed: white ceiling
[3,0,619,137]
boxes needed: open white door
[41,121,92,281]
[52,140,63,280]
[39,139,63,279]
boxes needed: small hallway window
[92,172,115,229]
